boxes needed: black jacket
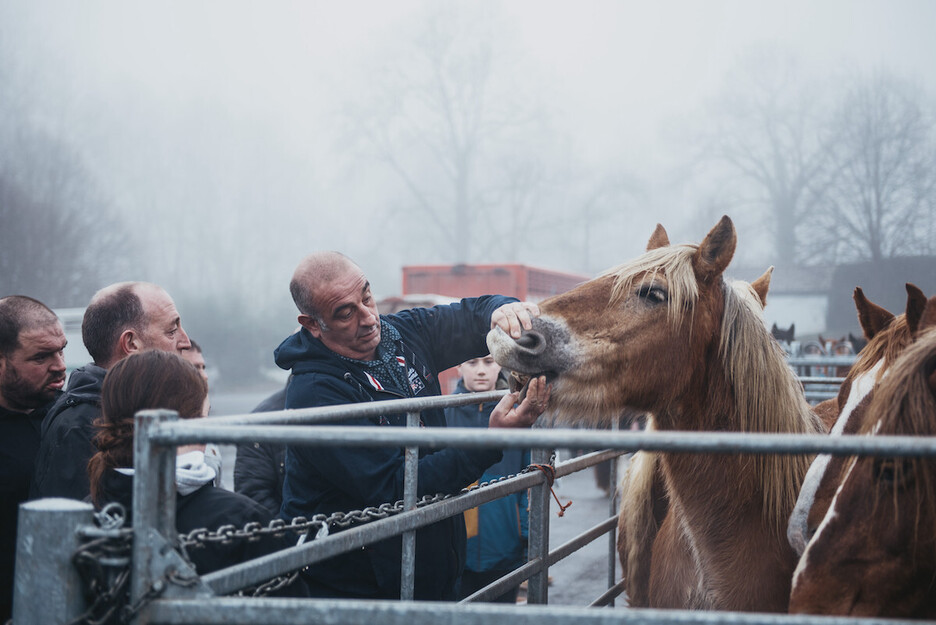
[234,387,288,516]
[30,364,106,500]
[97,470,307,596]
[0,401,53,620]
[273,296,511,600]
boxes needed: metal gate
[14,357,936,625]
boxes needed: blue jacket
[273,296,515,600]
[444,380,529,573]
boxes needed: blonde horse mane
[618,420,660,601]
[602,244,822,531]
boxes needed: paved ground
[535,454,622,606]
[209,390,624,606]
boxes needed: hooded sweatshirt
[273,295,514,600]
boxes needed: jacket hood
[64,364,107,404]
[274,328,353,378]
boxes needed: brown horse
[787,283,928,556]
[789,296,936,617]
[488,216,823,611]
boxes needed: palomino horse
[487,216,824,611]
[787,283,928,556]
[790,295,936,617]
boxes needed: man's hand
[491,301,540,339]
[489,376,550,429]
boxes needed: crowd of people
[0,251,550,618]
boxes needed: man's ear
[298,314,322,339]
[117,329,142,357]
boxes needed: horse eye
[873,457,913,487]
[637,285,668,304]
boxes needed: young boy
[444,355,529,603]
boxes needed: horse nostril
[515,330,547,355]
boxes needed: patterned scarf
[340,320,411,396]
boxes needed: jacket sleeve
[286,373,501,506]
[391,295,518,373]
[233,387,289,516]
[234,442,283,517]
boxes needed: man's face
[0,322,67,411]
[181,348,208,383]
[457,355,502,392]
[136,287,192,355]
[301,268,381,361]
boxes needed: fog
[2,0,935,384]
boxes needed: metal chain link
[180,454,557,549]
[65,454,559,619]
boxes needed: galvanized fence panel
[17,356,936,625]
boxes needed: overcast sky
[3,0,935,299]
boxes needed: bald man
[274,251,548,601]
[30,282,191,500]
[0,296,67,620]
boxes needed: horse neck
[655,345,819,537]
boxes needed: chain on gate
[65,455,567,624]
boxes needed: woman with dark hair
[88,350,306,594]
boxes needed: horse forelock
[850,314,913,384]
[604,245,700,325]
[720,281,825,531]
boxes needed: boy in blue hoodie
[445,354,529,603]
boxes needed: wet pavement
[535,453,623,606]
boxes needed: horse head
[487,215,741,424]
[790,295,936,617]
[788,283,929,556]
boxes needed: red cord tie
[528,463,573,517]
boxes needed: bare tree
[0,126,135,307]
[345,4,548,263]
[692,49,834,266]
[817,71,936,262]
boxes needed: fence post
[400,410,420,600]
[131,409,179,606]
[13,498,94,625]
[526,446,553,604]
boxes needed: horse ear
[750,266,772,307]
[915,294,936,336]
[692,215,736,283]
[646,224,670,250]
[905,283,927,336]
[854,287,894,340]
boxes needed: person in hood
[0,295,67,621]
[445,354,529,603]
[274,251,549,600]
[31,282,192,500]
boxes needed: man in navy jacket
[274,251,548,600]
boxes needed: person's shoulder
[180,485,276,527]
[286,369,364,409]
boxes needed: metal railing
[19,359,936,625]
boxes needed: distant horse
[819,334,858,377]
[771,322,795,344]
[488,216,824,611]
[771,323,796,356]
[787,283,928,556]
[789,295,936,617]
